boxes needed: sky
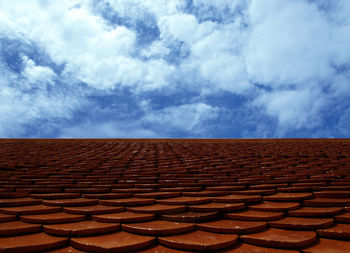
[0,0,350,138]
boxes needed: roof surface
[0,139,350,252]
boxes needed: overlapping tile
[0,139,350,252]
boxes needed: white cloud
[158,14,202,44]
[21,56,56,86]
[60,121,158,138]
[193,0,239,11]
[254,87,326,129]
[246,0,334,86]
[104,0,185,21]
[1,0,350,137]
[0,0,175,91]
[243,0,350,128]
[0,54,82,137]
[144,103,219,132]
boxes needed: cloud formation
[0,0,349,137]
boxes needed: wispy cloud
[0,0,349,137]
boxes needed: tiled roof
[0,139,350,252]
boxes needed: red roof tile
[302,238,350,253]
[0,221,41,236]
[188,202,245,212]
[122,220,195,236]
[221,243,299,252]
[0,232,68,252]
[162,211,219,222]
[127,204,186,214]
[21,212,85,224]
[269,217,334,230]
[43,198,98,207]
[93,211,155,223]
[159,230,239,251]
[0,204,61,215]
[63,204,123,215]
[249,201,300,212]
[1,139,350,252]
[241,228,317,249]
[197,219,267,234]
[317,223,350,239]
[225,210,284,221]
[71,231,155,252]
[44,220,120,236]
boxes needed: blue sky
[0,0,350,138]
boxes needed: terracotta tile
[269,217,334,230]
[225,210,284,221]
[0,192,29,198]
[336,212,350,223]
[93,211,155,223]
[159,187,202,192]
[183,190,230,197]
[3,138,350,251]
[250,184,285,190]
[0,220,41,236]
[232,189,276,195]
[0,232,68,252]
[134,245,186,253]
[133,192,181,199]
[221,243,299,253]
[159,230,239,251]
[0,198,42,207]
[44,246,87,253]
[157,196,211,205]
[302,238,350,253]
[264,193,313,202]
[289,207,342,217]
[314,191,350,198]
[100,198,155,206]
[122,220,195,236]
[188,202,245,212]
[206,186,246,191]
[65,188,110,194]
[0,204,61,215]
[211,194,261,203]
[21,212,85,224]
[277,187,313,192]
[241,228,317,249]
[197,219,267,234]
[44,220,120,236]
[304,198,350,207]
[71,231,155,252]
[317,223,350,239]
[127,204,186,214]
[112,188,155,194]
[30,193,81,199]
[82,193,132,199]
[63,205,123,215]
[161,211,219,222]
[0,213,17,222]
[43,198,98,207]
[249,202,300,212]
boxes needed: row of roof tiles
[0,139,350,252]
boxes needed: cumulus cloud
[254,87,326,129]
[0,58,81,137]
[143,103,220,133]
[60,121,158,138]
[0,0,350,137]
[22,56,56,86]
[0,0,175,90]
[245,0,350,128]
[246,0,333,85]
